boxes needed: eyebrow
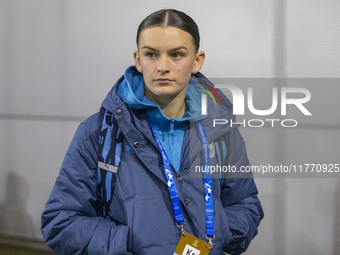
[142,46,188,52]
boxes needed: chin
[160,89,183,97]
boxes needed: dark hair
[136,9,200,51]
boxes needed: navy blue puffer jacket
[41,67,264,255]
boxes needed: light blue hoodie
[117,66,205,171]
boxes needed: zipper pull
[176,172,182,181]
[170,120,174,132]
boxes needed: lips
[155,78,174,82]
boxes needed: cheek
[177,60,194,73]
[176,64,191,74]
[177,63,193,74]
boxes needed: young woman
[41,9,263,255]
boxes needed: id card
[173,231,212,255]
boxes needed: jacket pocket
[214,199,233,253]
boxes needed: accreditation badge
[208,142,215,158]
[173,231,212,255]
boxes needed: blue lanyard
[149,121,214,239]
[197,122,215,238]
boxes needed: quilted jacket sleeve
[221,128,264,254]
[41,116,131,255]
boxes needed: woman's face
[134,26,205,105]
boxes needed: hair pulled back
[136,9,200,51]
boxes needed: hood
[101,66,235,132]
[115,66,208,131]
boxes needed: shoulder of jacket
[82,111,100,125]
[77,112,101,140]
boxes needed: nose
[157,55,170,73]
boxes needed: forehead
[138,26,195,50]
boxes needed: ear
[133,50,142,73]
[193,51,205,73]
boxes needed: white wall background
[0,0,339,254]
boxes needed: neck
[160,99,186,119]
[145,91,186,119]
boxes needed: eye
[171,52,184,59]
[145,52,157,58]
